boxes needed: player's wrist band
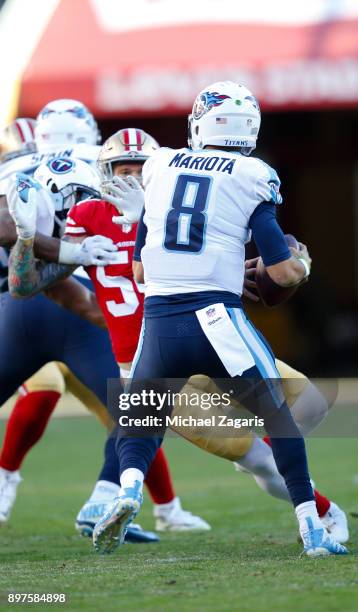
[297,257,310,278]
[17,226,35,241]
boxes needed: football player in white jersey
[92,81,348,557]
[0,99,101,194]
[0,100,104,264]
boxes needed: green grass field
[0,416,357,611]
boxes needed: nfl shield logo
[122,224,132,234]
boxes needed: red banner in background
[18,0,358,117]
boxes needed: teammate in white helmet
[35,98,100,152]
[0,100,100,188]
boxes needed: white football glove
[7,181,38,240]
[7,173,55,239]
[101,176,144,225]
[59,235,118,266]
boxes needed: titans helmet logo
[193,91,231,120]
[48,158,75,174]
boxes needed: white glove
[7,173,55,239]
[59,235,118,266]
[7,179,38,239]
[101,176,144,225]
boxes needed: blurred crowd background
[0,0,357,376]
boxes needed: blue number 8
[164,174,211,253]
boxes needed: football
[256,234,301,307]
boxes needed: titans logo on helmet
[48,158,75,174]
[193,92,231,120]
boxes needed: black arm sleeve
[249,202,291,266]
[133,209,147,262]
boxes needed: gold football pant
[23,359,310,461]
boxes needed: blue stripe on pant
[118,306,314,507]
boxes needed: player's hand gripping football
[243,256,260,302]
[102,176,144,225]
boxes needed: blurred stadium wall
[1,0,357,375]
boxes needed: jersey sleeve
[238,158,283,222]
[64,200,94,238]
[254,162,283,206]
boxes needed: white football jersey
[0,144,101,237]
[141,147,282,297]
[0,144,100,191]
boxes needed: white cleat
[75,500,110,538]
[76,500,159,543]
[154,497,211,532]
[321,502,349,543]
[0,468,22,524]
[300,517,348,557]
[93,482,143,554]
[75,480,120,537]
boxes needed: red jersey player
[66,199,143,370]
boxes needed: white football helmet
[188,81,261,155]
[0,118,36,162]
[35,99,101,153]
[34,157,100,212]
[98,128,160,181]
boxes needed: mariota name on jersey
[169,152,236,174]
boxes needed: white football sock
[154,497,178,513]
[120,468,144,490]
[0,466,18,477]
[295,500,322,530]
